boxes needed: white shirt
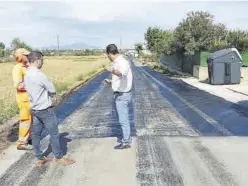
[111,55,133,92]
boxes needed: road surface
[1,60,248,186]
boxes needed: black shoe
[117,138,122,143]
[114,144,131,150]
[28,139,32,145]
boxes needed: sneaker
[55,156,75,165]
[17,144,33,150]
[36,157,53,167]
[114,144,131,150]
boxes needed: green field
[242,52,248,66]
[200,51,248,66]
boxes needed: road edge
[0,67,106,149]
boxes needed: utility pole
[120,35,122,53]
[56,34,60,50]
[120,35,122,51]
[118,23,122,53]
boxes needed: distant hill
[40,42,99,50]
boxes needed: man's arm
[105,60,129,77]
[112,69,122,77]
[12,65,25,90]
[39,72,56,94]
[105,66,121,77]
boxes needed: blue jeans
[31,107,63,160]
[114,91,132,145]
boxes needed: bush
[0,57,15,63]
[76,74,84,81]
[141,53,160,64]
[54,82,69,94]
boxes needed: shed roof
[210,48,242,61]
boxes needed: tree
[134,43,143,55]
[155,30,174,55]
[145,27,162,52]
[209,23,229,50]
[226,30,248,52]
[11,38,22,49]
[11,38,32,51]
[0,42,5,50]
[4,48,12,57]
[84,49,92,56]
[174,11,228,55]
[0,42,5,57]
[143,11,248,58]
[145,27,174,55]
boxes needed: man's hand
[105,65,112,73]
[51,95,57,106]
[103,79,111,84]
[17,82,25,90]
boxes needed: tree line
[0,38,33,58]
[0,38,104,62]
[136,11,248,57]
[42,49,103,56]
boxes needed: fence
[160,51,201,74]
[160,51,248,75]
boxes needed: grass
[54,82,69,93]
[200,51,248,66]
[76,74,85,81]
[0,56,109,124]
[242,52,248,66]
[152,64,185,77]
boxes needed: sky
[0,0,248,49]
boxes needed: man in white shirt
[104,44,133,149]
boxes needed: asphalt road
[1,59,248,186]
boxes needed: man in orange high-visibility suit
[12,48,33,150]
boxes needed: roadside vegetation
[0,56,109,124]
[135,11,248,66]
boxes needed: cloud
[0,1,248,48]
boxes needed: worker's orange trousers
[16,92,32,146]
